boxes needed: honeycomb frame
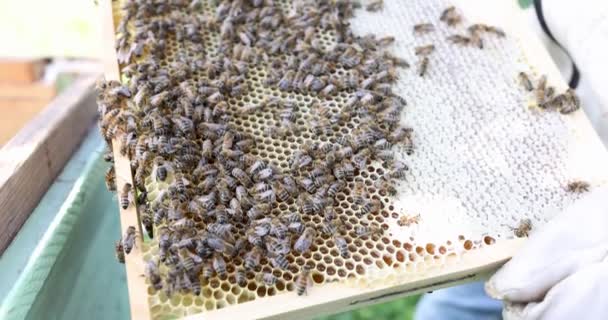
[99,0,608,319]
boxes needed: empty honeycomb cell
[150,304,162,314]
[147,286,156,295]
[333,257,344,267]
[268,288,277,296]
[426,243,436,254]
[338,269,348,277]
[396,250,407,263]
[256,287,267,297]
[170,296,181,307]
[158,291,169,303]
[383,254,394,267]
[484,235,496,245]
[409,253,418,262]
[204,300,215,311]
[283,272,293,281]
[286,282,295,292]
[345,261,355,271]
[237,294,250,304]
[182,296,193,306]
[312,273,325,284]
[213,290,224,300]
[463,240,474,250]
[404,242,413,251]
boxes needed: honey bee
[247,203,271,220]
[145,260,163,290]
[560,88,580,114]
[236,268,247,286]
[244,246,262,270]
[122,226,137,254]
[202,261,214,279]
[278,70,296,91]
[440,6,462,26]
[327,181,346,198]
[536,75,547,106]
[355,224,383,237]
[512,218,532,238]
[485,25,506,38]
[321,220,343,235]
[295,265,312,296]
[566,180,590,193]
[353,181,368,205]
[270,218,288,239]
[334,235,349,258]
[189,274,202,296]
[141,207,154,238]
[269,254,289,270]
[447,34,470,46]
[365,0,383,12]
[398,213,421,227]
[294,227,316,253]
[413,23,434,35]
[213,253,227,278]
[105,166,116,192]
[232,167,253,187]
[418,56,429,77]
[388,161,409,180]
[115,240,125,263]
[518,72,533,91]
[259,272,277,286]
[150,91,169,108]
[120,183,133,210]
[415,44,435,56]
[359,198,381,216]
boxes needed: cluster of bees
[518,72,581,114]
[411,6,506,77]
[97,0,419,298]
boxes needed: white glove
[485,187,608,320]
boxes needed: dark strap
[534,0,580,88]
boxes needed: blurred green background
[318,296,420,320]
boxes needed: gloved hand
[484,187,608,320]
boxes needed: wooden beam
[0,59,45,84]
[0,82,55,100]
[100,0,151,319]
[188,238,525,320]
[0,75,98,253]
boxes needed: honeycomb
[101,0,608,319]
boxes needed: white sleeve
[542,0,608,118]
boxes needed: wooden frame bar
[0,75,98,253]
